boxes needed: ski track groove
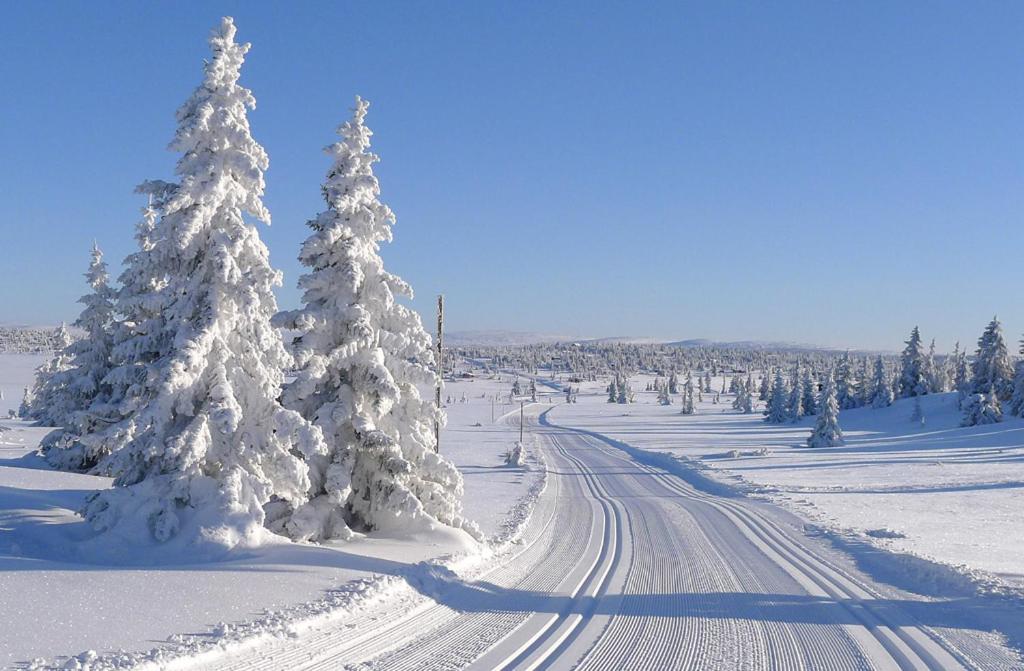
[189,411,1018,671]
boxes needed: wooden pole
[520,400,524,443]
[435,294,444,453]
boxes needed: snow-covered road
[192,409,1018,670]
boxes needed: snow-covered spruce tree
[949,341,971,400]
[800,367,818,415]
[807,370,843,448]
[82,18,327,549]
[607,377,618,403]
[764,369,789,424]
[680,375,695,415]
[668,370,678,394]
[1009,340,1024,418]
[835,353,859,410]
[970,317,1014,401]
[71,186,178,474]
[41,244,117,470]
[869,356,894,408]
[898,326,929,397]
[961,388,1002,427]
[273,97,467,540]
[758,370,771,401]
[787,366,804,422]
[23,324,75,424]
[925,339,947,394]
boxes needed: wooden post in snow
[435,294,444,453]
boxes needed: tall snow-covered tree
[764,369,789,424]
[273,97,466,540]
[82,18,327,550]
[869,356,893,408]
[807,370,843,448]
[607,377,618,403]
[898,326,929,397]
[42,244,117,470]
[970,317,1014,400]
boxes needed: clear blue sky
[1,2,1022,351]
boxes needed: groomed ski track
[191,408,1017,671]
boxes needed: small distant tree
[668,370,679,394]
[835,353,859,410]
[758,370,771,401]
[679,375,696,415]
[801,367,818,415]
[807,370,843,448]
[869,356,893,408]
[607,377,618,403]
[764,370,789,424]
[910,395,924,425]
[787,366,805,422]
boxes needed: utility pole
[520,400,525,443]
[435,294,444,453]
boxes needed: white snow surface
[555,372,1024,588]
[0,361,542,669]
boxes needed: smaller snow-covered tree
[801,367,818,415]
[23,324,75,424]
[961,389,1002,426]
[758,371,771,401]
[835,353,859,410]
[970,317,1014,401]
[807,370,843,448]
[898,326,929,397]
[764,370,789,424]
[679,375,696,415]
[910,395,924,425]
[42,244,118,471]
[787,367,805,422]
[869,356,893,408]
[607,377,618,403]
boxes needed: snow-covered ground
[552,372,1024,591]
[0,357,542,668]
[0,353,43,416]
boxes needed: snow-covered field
[0,357,542,668]
[553,372,1024,590]
[6,352,1024,668]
